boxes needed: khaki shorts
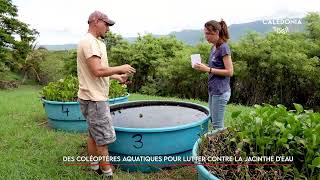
[78,99,116,146]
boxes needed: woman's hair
[205,20,229,47]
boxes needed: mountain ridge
[41,18,305,50]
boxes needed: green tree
[304,12,320,41]
[304,12,320,60]
[21,47,47,83]
[0,0,38,74]
[105,31,124,53]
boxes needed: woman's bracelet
[209,68,212,74]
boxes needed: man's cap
[88,11,115,26]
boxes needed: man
[77,10,136,178]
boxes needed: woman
[194,20,233,129]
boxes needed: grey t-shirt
[208,43,231,95]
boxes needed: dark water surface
[111,105,207,128]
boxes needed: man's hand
[118,74,128,84]
[120,64,136,74]
[112,74,132,84]
[86,56,136,77]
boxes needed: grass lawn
[0,85,251,180]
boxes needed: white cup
[190,54,201,68]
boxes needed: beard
[100,34,106,39]
[99,31,107,39]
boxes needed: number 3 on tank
[132,134,143,149]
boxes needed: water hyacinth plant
[198,104,320,180]
[41,75,127,101]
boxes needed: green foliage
[229,104,320,178]
[39,51,68,85]
[63,50,77,76]
[39,50,72,85]
[155,45,209,99]
[109,80,127,98]
[105,31,125,53]
[0,71,22,81]
[41,76,127,101]
[110,34,191,96]
[0,61,10,78]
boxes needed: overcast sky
[12,0,320,45]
